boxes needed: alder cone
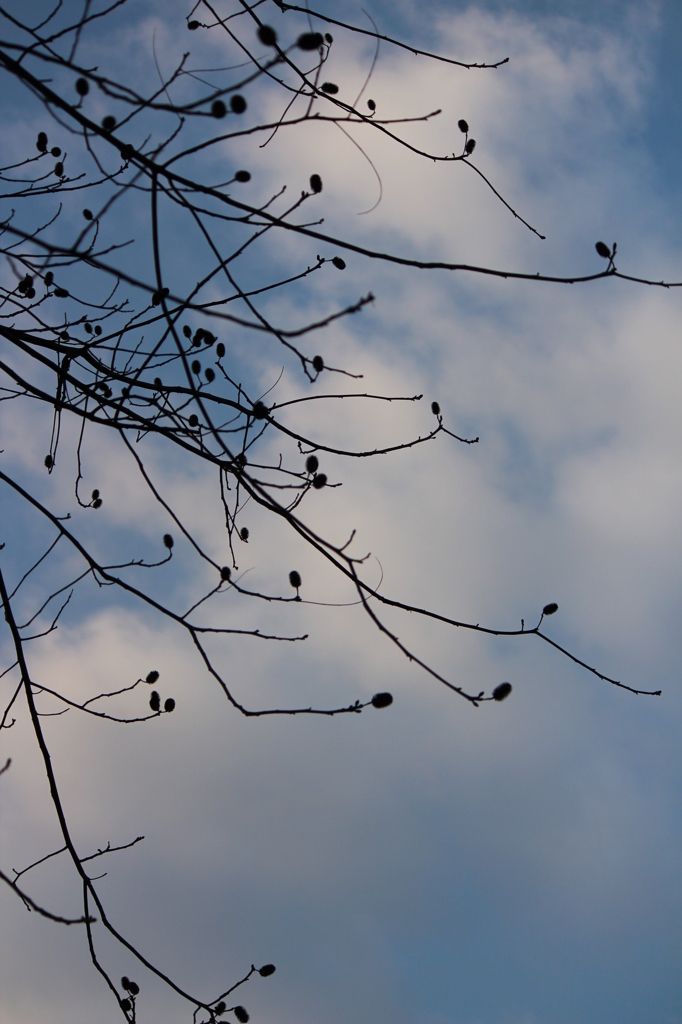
[371,692,393,709]
[492,682,512,702]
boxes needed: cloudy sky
[1,2,681,1023]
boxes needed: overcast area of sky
[1,2,681,1023]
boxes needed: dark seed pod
[44,271,54,285]
[120,998,131,1012]
[26,287,36,298]
[203,332,216,346]
[54,287,69,297]
[44,454,53,469]
[212,99,227,118]
[60,331,70,342]
[235,453,247,467]
[92,497,103,509]
[257,24,278,46]
[297,31,323,50]
[84,322,93,333]
[36,132,48,153]
[163,533,174,549]
[465,138,476,155]
[431,401,440,415]
[121,977,131,991]
[542,602,558,616]
[371,692,393,709]
[215,1002,227,1015]
[149,691,161,712]
[153,377,162,388]
[240,526,249,541]
[164,698,175,713]
[92,489,100,500]
[235,170,251,182]
[101,115,116,132]
[216,342,226,358]
[127,982,140,996]
[183,325,192,338]
[191,360,201,374]
[309,173,322,193]
[252,401,268,419]
[230,95,247,114]
[234,1006,249,1023]
[289,570,302,589]
[325,33,333,43]
[331,257,346,270]
[94,324,102,335]
[492,682,512,702]
[312,473,327,489]
[75,77,89,96]
[595,241,611,259]
[205,368,215,383]
[189,414,199,427]
[51,147,61,157]
[54,162,64,177]
[220,566,231,581]
[259,964,276,977]
[321,82,339,94]
[121,144,134,161]
[312,355,324,372]
[146,670,159,684]
[188,19,200,29]
[305,454,319,474]
[458,118,469,133]
[83,209,93,220]
[367,99,376,111]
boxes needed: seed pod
[188,19,200,29]
[220,566,231,581]
[94,324,102,335]
[257,24,278,46]
[51,147,61,157]
[234,1006,249,1023]
[203,332,216,346]
[230,95,247,114]
[154,377,162,388]
[235,170,251,182]
[60,332,70,341]
[189,414,199,427]
[289,570,302,589]
[542,602,558,616]
[212,99,227,118]
[240,526,249,541]
[205,368,215,383]
[180,325,190,338]
[331,256,346,270]
[150,691,161,712]
[458,118,469,133]
[305,454,319,474]
[259,964,276,977]
[75,77,89,96]
[164,698,175,713]
[121,977,131,991]
[36,132,48,152]
[92,498,103,509]
[297,31,323,50]
[367,99,376,111]
[120,998,131,1012]
[312,355,324,372]
[325,33,333,43]
[321,82,339,94]
[431,401,440,415]
[84,322,93,334]
[492,682,512,702]
[101,115,116,132]
[371,692,393,709]
[44,271,54,285]
[127,982,140,996]
[26,287,35,298]
[191,360,201,374]
[236,453,247,467]
[465,138,476,155]
[146,671,160,684]
[83,209,93,220]
[54,287,69,297]
[44,454,53,469]
[309,173,322,193]
[252,401,268,419]
[216,342,226,358]
[54,162,64,177]
[163,533,174,549]
[91,489,100,500]
[312,473,327,489]
[595,241,611,259]
[215,1003,227,1015]
[121,144,134,161]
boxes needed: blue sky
[1,3,682,1024]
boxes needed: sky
[1,2,682,1023]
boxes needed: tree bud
[252,401,268,419]
[465,138,476,155]
[121,977,131,991]
[321,82,339,94]
[183,325,192,338]
[212,100,227,118]
[191,360,201,374]
[240,526,249,541]
[309,174,322,193]
[120,998,131,1012]
[289,570,302,589]
[188,20,200,29]
[297,32,323,50]
[164,698,175,713]
[542,602,558,616]
[595,241,611,258]
[492,682,512,701]
[205,368,215,383]
[149,691,161,711]
[312,473,327,489]
[163,533,174,549]
[51,147,61,157]
[259,964,276,976]
[431,401,440,415]
[101,115,116,132]
[458,119,469,133]
[127,982,139,996]
[75,77,89,96]
[234,1006,249,1022]
[230,95,247,114]
[367,99,376,111]
[305,455,319,474]
[331,257,346,270]
[235,170,251,182]
[83,209,93,220]
[36,132,48,152]
[215,1002,227,1015]
[257,25,278,46]
[216,342,225,357]
[146,671,159,684]
[312,355,324,371]
[220,566,231,581]
[371,692,393,708]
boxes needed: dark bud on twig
[289,570,302,590]
[595,241,611,259]
[312,355,324,372]
[259,964,276,977]
[542,602,558,616]
[257,24,278,46]
[230,95,247,114]
[54,162,64,177]
[83,209,93,220]
[101,115,116,132]
[189,414,199,427]
[331,257,346,270]
[94,324,102,335]
[191,360,201,375]
[93,498,103,509]
[150,691,161,712]
[371,692,393,709]
[151,287,169,306]
[305,454,319,474]
[164,698,175,713]
[458,119,469,133]
[91,489,100,500]
[236,453,247,467]
[121,144,134,161]
[75,77,89,96]
[188,19,200,29]
[325,33,333,43]
[312,473,327,489]
[163,533,174,549]
[44,454,53,469]
[309,174,323,193]
[252,401,268,419]
[240,526,249,541]
[146,671,159,684]
[431,401,440,415]
[216,342,226,357]
[465,138,476,155]
[367,99,376,111]
[220,566,231,581]
[127,982,140,996]
[492,682,512,702]
[235,170,251,182]
[44,271,53,285]
[215,1003,227,1016]
[51,147,61,157]
[203,332,216,346]
[183,325,192,338]
[297,32,323,50]
[234,1007,250,1023]
[36,132,48,153]
[121,977,131,991]
[120,998,131,1012]
[321,82,339,94]
[205,368,215,383]
[153,377,162,388]
[212,99,227,118]
[54,287,69,297]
